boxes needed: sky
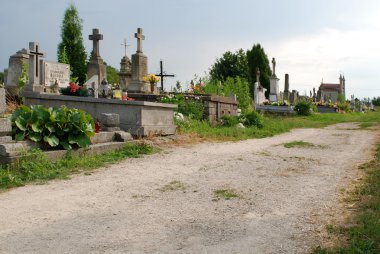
[1,0,380,99]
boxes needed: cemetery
[0,2,379,253]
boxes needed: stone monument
[87,28,107,86]
[5,48,29,96]
[24,42,46,93]
[269,57,280,102]
[283,74,290,101]
[253,67,267,106]
[119,39,132,90]
[0,87,12,143]
[128,28,148,92]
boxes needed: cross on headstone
[135,28,145,53]
[121,38,130,58]
[256,67,260,85]
[29,42,45,77]
[155,60,175,92]
[89,28,103,58]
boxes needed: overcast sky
[1,0,380,98]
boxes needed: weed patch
[159,180,187,192]
[214,189,240,200]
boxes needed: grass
[313,143,380,253]
[283,141,316,148]
[177,110,380,141]
[0,143,154,190]
[159,180,187,192]
[214,189,240,200]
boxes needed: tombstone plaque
[42,61,70,89]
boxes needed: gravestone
[119,39,132,90]
[5,48,29,95]
[87,28,107,86]
[289,90,299,104]
[283,74,290,101]
[42,61,70,92]
[253,68,267,106]
[128,28,148,92]
[24,42,45,93]
[84,75,99,98]
[269,57,280,102]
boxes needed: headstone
[269,57,280,101]
[289,90,299,104]
[128,28,148,92]
[119,39,132,90]
[5,49,29,96]
[253,68,267,106]
[24,42,45,93]
[87,28,107,86]
[42,61,70,92]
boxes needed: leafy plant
[294,101,315,116]
[11,105,95,150]
[336,101,351,112]
[244,111,263,128]
[177,100,204,120]
[221,115,241,127]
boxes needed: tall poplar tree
[58,3,87,84]
[246,44,272,98]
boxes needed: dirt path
[0,123,377,254]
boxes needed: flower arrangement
[60,82,89,97]
[143,74,160,84]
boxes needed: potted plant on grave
[143,74,160,93]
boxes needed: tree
[105,63,120,85]
[246,44,272,98]
[372,96,380,106]
[57,3,87,84]
[209,49,249,82]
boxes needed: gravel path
[0,123,376,254]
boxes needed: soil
[0,123,377,254]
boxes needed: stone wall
[22,92,177,136]
[203,95,238,122]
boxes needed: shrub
[244,111,263,128]
[177,100,204,120]
[11,105,95,150]
[294,101,315,116]
[336,101,351,112]
[221,115,241,127]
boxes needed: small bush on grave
[243,111,263,128]
[221,115,241,127]
[294,101,316,116]
[177,100,205,120]
[336,101,351,113]
[11,105,95,150]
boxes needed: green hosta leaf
[15,117,28,131]
[45,122,55,133]
[31,121,43,133]
[60,139,72,150]
[15,132,25,141]
[44,134,59,147]
[85,122,95,137]
[68,133,91,148]
[29,132,42,142]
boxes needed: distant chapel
[317,75,346,103]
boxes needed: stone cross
[272,58,276,76]
[135,28,145,53]
[89,28,103,58]
[121,38,130,58]
[27,42,45,91]
[29,42,45,78]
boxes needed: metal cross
[155,60,175,92]
[29,44,45,77]
[121,38,130,57]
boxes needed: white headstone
[42,61,70,88]
[84,75,99,98]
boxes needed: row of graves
[253,57,371,114]
[0,28,239,163]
